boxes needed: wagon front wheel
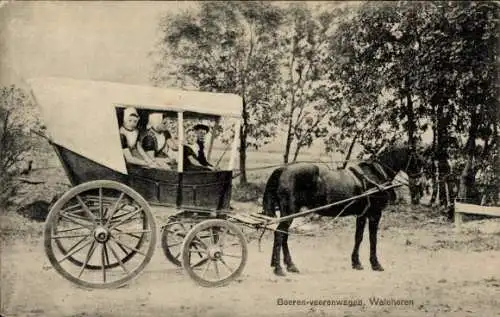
[181,219,247,287]
[44,180,157,289]
[161,218,197,267]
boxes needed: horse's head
[374,142,425,179]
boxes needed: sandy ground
[1,202,500,317]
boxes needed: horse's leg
[368,211,384,271]
[271,198,289,277]
[282,219,299,273]
[351,215,367,270]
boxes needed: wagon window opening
[182,112,237,172]
[115,105,179,171]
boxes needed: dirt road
[1,205,500,317]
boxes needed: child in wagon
[119,107,153,167]
[141,112,179,169]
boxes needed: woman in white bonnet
[141,112,178,169]
[119,107,152,166]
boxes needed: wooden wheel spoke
[76,195,97,223]
[112,228,150,239]
[105,192,125,226]
[167,241,183,248]
[213,260,221,279]
[222,253,242,258]
[78,241,97,278]
[109,215,143,228]
[52,233,91,239]
[188,248,207,254]
[59,213,94,230]
[58,235,90,256]
[218,257,234,274]
[56,226,86,234]
[191,256,209,269]
[109,208,144,231]
[192,236,209,249]
[110,236,146,256]
[217,227,229,247]
[201,260,212,278]
[61,203,82,214]
[57,239,93,263]
[101,244,107,283]
[108,242,130,274]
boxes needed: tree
[152,1,284,184]
[276,4,343,163]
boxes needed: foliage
[325,1,499,203]
[276,4,344,163]
[152,1,285,183]
[0,85,41,207]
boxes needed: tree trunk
[405,93,419,204]
[292,142,302,163]
[239,98,248,185]
[283,114,294,164]
[430,114,438,205]
[458,112,480,204]
[342,134,358,169]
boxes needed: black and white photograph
[1,1,499,316]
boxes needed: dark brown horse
[262,143,424,276]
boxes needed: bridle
[370,147,425,187]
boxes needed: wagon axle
[93,227,111,243]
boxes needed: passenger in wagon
[119,107,152,166]
[141,112,179,169]
[192,123,214,169]
[183,128,214,171]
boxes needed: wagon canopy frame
[28,77,243,175]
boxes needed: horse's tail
[262,167,285,218]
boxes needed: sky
[0,1,197,86]
[1,1,423,157]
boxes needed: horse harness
[347,162,392,218]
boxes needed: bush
[0,85,41,207]
[232,182,266,203]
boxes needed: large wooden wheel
[181,219,247,287]
[44,180,157,289]
[54,195,147,270]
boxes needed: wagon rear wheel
[55,195,147,270]
[181,219,247,287]
[44,180,157,289]
[161,218,197,267]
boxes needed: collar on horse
[348,161,390,193]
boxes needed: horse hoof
[274,267,286,277]
[371,264,384,271]
[352,263,364,270]
[287,264,300,273]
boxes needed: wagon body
[29,77,241,211]
[53,144,233,210]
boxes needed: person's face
[123,115,139,130]
[186,130,196,144]
[195,129,207,141]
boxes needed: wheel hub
[93,227,110,243]
[208,246,222,260]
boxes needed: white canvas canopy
[28,77,243,174]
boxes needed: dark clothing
[196,140,212,167]
[120,134,129,149]
[183,145,211,171]
[141,129,172,157]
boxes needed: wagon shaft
[264,182,404,224]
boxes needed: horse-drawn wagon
[29,77,422,289]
